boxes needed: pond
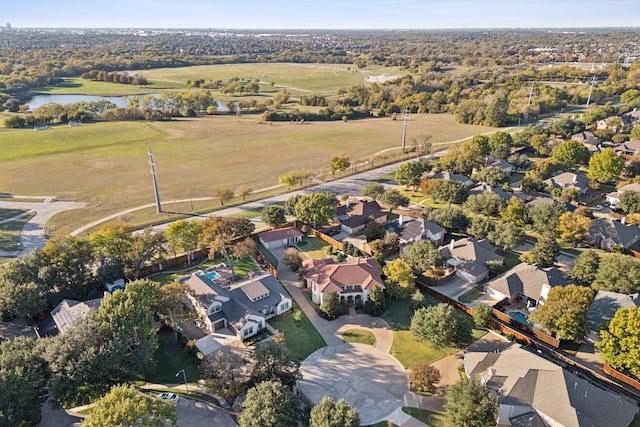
[26,94,229,111]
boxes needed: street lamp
[176,369,188,394]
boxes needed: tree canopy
[249,341,302,388]
[294,192,338,227]
[383,259,416,300]
[528,285,595,340]
[598,307,640,377]
[261,205,287,228]
[309,396,360,427]
[587,148,624,183]
[400,239,444,273]
[411,303,471,349]
[445,377,497,427]
[238,381,302,427]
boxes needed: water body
[27,94,229,111]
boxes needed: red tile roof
[258,226,304,243]
[303,257,385,294]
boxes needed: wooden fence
[603,363,640,391]
[304,225,342,249]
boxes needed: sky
[3,0,639,29]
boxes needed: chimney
[622,216,626,225]
[399,215,404,226]
[346,199,350,208]
[450,239,455,250]
[573,174,578,184]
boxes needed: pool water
[508,311,533,326]
[196,270,221,281]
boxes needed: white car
[160,392,180,404]
[595,204,603,211]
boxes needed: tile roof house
[588,217,640,250]
[257,226,304,249]
[384,215,445,246]
[586,290,640,342]
[485,263,569,308]
[464,344,637,427]
[186,272,291,344]
[303,257,384,305]
[543,172,589,195]
[335,199,387,235]
[51,297,102,334]
[439,238,504,284]
[606,183,640,209]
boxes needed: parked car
[595,204,603,211]
[603,201,611,207]
[160,392,180,404]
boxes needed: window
[244,326,254,337]
[280,301,289,311]
[209,303,221,314]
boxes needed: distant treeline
[81,70,148,85]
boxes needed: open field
[30,77,181,96]
[0,113,496,234]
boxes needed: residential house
[614,139,640,158]
[439,238,504,284]
[303,257,384,306]
[425,170,475,188]
[464,344,637,427]
[572,131,603,154]
[605,182,640,208]
[186,273,291,343]
[485,263,569,308]
[543,172,589,195]
[588,217,640,250]
[51,297,102,335]
[586,290,640,342]
[623,109,640,125]
[485,156,514,174]
[469,182,529,202]
[335,200,387,235]
[258,226,304,249]
[596,116,625,133]
[385,215,445,247]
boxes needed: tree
[619,191,640,214]
[0,265,48,320]
[363,285,386,316]
[432,180,469,205]
[411,303,471,349]
[570,250,600,285]
[283,247,303,272]
[411,289,427,310]
[508,153,530,172]
[488,221,524,251]
[364,220,386,242]
[212,186,234,206]
[199,216,255,279]
[309,396,360,427]
[445,377,497,427]
[598,307,640,377]
[362,182,385,200]
[166,219,202,263]
[294,192,338,227]
[395,162,423,189]
[238,381,302,427]
[427,206,469,233]
[379,189,410,213]
[84,384,177,427]
[464,192,502,217]
[157,281,195,342]
[128,228,168,280]
[329,154,351,178]
[500,196,527,227]
[383,259,416,300]
[487,130,513,156]
[409,363,441,394]
[261,205,287,228]
[530,134,552,156]
[236,185,253,202]
[320,291,343,320]
[528,201,566,233]
[249,341,302,387]
[439,139,486,175]
[473,304,491,328]
[587,148,624,183]
[201,349,247,405]
[467,216,495,240]
[39,234,96,300]
[592,253,640,294]
[556,211,592,243]
[520,232,559,267]
[0,337,48,426]
[552,140,590,169]
[400,239,444,273]
[471,166,508,186]
[528,285,595,340]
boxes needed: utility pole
[401,108,409,154]
[525,83,534,124]
[586,75,596,107]
[148,146,162,213]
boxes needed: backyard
[149,255,256,285]
[296,236,332,259]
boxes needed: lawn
[297,236,332,259]
[268,301,326,361]
[402,407,446,427]
[341,328,376,345]
[382,298,486,368]
[0,211,35,252]
[457,284,485,304]
[32,77,182,96]
[1,112,496,235]
[149,255,255,285]
[0,208,28,221]
[145,340,200,385]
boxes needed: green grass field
[268,301,326,360]
[0,113,495,235]
[31,77,180,96]
[341,328,376,345]
[297,237,332,259]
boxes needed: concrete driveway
[176,398,236,427]
[299,343,408,426]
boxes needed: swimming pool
[508,311,533,326]
[195,270,222,281]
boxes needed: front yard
[268,301,326,361]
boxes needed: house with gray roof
[464,344,637,427]
[589,217,640,250]
[335,199,387,235]
[470,182,529,202]
[614,139,640,158]
[606,183,640,209]
[586,290,640,342]
[485,263,569,308]
[439,238,504,284]
[485,156,514,174]
[543,172,589,195]
[425,170,475,188]
[385,215,445,246]
[185,272,290,345]
[51,297,102,335]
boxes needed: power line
[148,146,162,213]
